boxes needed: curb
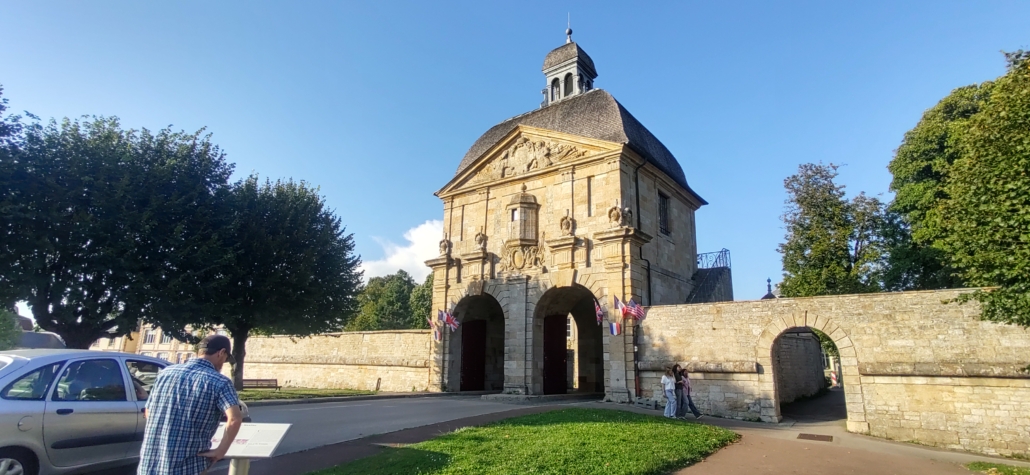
[243,391,495,408]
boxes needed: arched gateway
[424,30,725,400]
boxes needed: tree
[408,273,433,329]
[347,270,417,331]
[0,86,25,310]
[0,309,19,351]
[778,163,886,297]
[887,82,992,290]
[164,176,363,389]
[938,58,1030,326]
[0,116,233,348]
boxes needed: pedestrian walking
[680,368,703,420]
[661,367,678,418]
[138,335,244,475]
[672,364,687,418]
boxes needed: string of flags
[429,309,459,342]
[607,296,647,336]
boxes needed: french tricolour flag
[609,321,622,336]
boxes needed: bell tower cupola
[541,27,597,107]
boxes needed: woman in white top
[660,367,678,418]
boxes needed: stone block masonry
[638,289,1030,457]
[772,332,825,404]
[242,330,432,392]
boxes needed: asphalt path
[88,395,521,474]
[246,395,518,456]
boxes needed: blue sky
[2,1,1027,307]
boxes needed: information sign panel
[209,422,292,458]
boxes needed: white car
[0,349,169,475]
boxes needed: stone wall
[638,289,1030,457]
[772,332,825,403]
[242,330,431,392]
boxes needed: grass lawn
[967,462,1030,475]
[309,408,739,475]
[238,388,374,401]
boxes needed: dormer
[540,28,598,107]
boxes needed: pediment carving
[468,136,592,186]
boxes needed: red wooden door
[542,315,568,395]
[460,320,487,391]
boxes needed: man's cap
[197,334,236,365]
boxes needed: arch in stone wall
[531,281,605,395]
[755,312,868,433]
[446,290,506,392]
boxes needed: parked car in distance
[0,349,169,475]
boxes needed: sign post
[210,422,292,475]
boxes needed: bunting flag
[614,296,627,319]
[443,311,459,332]
[594,300,604,325]
[609,321,622,336]
[625,298,647,321]
[428,317,441,341]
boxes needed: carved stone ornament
[498,243,545,272]
[622,207,633,227]
[473,137,589,184]
[607,206,622,227]
[439,237,452,256]
[474,231,488,252]
[559,214,575,236]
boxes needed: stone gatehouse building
[425,31,729,401]
[121,33,1030,458]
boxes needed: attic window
[551,78,560,101]
[564,73,573,96]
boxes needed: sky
[2,1,1028,316]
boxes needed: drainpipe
[632,159,651,399]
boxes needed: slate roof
[543,42,596,74]
[453,89,705,203]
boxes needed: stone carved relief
[439,236,452,256]
[474,230,487,252]
[559,214,575,236]
[498,242,546,273]
[607,205,634,228]
[471,137,590,184]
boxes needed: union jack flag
[625,298,647,321]
[594,300,604,325]
[442,311,459,332]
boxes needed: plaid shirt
[138,358,240,475]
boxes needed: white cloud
[360,220,443,282]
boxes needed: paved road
[246,395,520,456]
[88,395,525,474]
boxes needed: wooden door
[460,320,487,391]
[542,315,568,395]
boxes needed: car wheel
[0,448,37,475]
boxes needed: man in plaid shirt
[138,335,243,475]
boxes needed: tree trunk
[230,328,250,391]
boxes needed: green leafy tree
[887,82,992,290]
[172,176,364,389]
[347,270,417,332]
[0,116,232,348]
[0,86,25,310]
[0,309,20,351]
[939,58,1030,326]
[409,274,433,329]
[778,163,886,297]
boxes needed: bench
[241,379,281,391]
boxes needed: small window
[156,352,169,362]
[160,332,173,344]
[53,359,126,402]
[126,360,164,401]
[551,78,560,101]
[143,330,155,344]
[566,316,571,338]
[2,362,63,400]
[658,192,671,235]
[564,73,573,96]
